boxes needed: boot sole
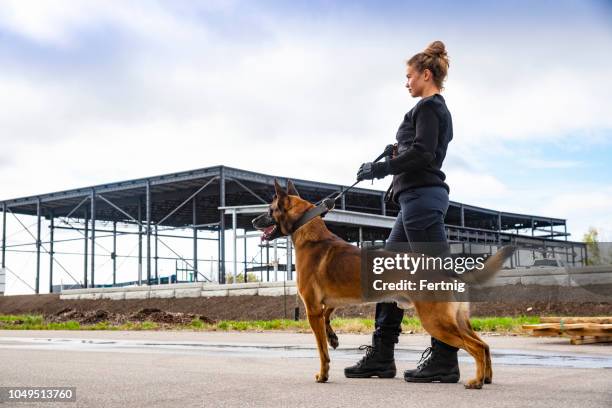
[344,369,396,379]
[404,374,459,383]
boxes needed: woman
[345,41,459,383]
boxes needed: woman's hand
[356,161,389,181]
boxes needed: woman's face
[405,64,430,97]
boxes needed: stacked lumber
[522,317,612,345]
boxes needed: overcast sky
[1,0,611,246]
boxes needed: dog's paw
[315,373,329,383]
[484,377,492,384]
[464,379,483,389]
[327,333,339,349]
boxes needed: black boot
[344,335,397,378]
[403,337,460,383]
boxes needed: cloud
[0,0,610,242]
[520,158,583,169]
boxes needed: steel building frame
[0,165,576,294]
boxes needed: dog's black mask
[252,206,283,241]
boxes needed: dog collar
[291,198,335,233]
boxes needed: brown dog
[252,179,514,389]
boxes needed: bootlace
[416,346,433,369]
[357,344,376,363]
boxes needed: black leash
[292,146,393,233]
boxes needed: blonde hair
[407,41,450,89]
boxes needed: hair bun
[424,40,447,58]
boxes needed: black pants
[374,186,453,346]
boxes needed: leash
[291,146,393,233]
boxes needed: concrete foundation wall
[60,280,300,300]
[59,266,612,300]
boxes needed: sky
[0,0,611,292]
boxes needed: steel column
[112,221,117,286]
[497,212,502,244]
[358,227,363,248]
[90,189,96,288]
[550,219,554,239]
[192,197,198,281]
[287,237,293,281]
[35,199,41,294]
[83,208,88,288]
[1,202,6,269]
[146,181,151,284]
[49,213,54,293]
[219,167,226,283]
[154,225,159,283]
[243,232,247,283]
[380,193,386,216]
[273,240,278,281]
[232,210,237,283]
[266,244,270,282]
[460,205,465,227]
[138,198,142,285]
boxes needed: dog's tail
[460,245,516,285]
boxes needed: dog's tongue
[261,225,275,241]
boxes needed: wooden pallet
[540,316,612,324]
[522,317,612,345]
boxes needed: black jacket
[383,94,453,204]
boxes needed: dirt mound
[47,308,118,325]
[131,308,213,324]
[43,307,214,326]
[1,285,611,323]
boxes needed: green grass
[469,316,540,332]
[0,314,541,334]
[215,319,311,331]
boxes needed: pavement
[0,330,611,408]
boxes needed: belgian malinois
[252,179,514,389]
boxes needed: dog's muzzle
[252,212,282,241]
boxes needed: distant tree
[583,227,600,265]
[224,272,261,284]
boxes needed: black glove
[357,161,389,181]
[382,144,395,157]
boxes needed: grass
[0,314,81,330]
[0,314,540,334]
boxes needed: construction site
[0,165,590,295]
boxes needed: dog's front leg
[306,306,330,383]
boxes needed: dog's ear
[286,180,300,197]
[273,179,286,198]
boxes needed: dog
[252,179,514,389]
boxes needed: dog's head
[252,179,313,241]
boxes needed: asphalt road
[1,330,611,408]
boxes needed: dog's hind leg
[306,305,331,383]
[459,313,492,384]
[458,332,488,389]
[483,342,492,384]
[416,302,486,389]
[324,307,339,349]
